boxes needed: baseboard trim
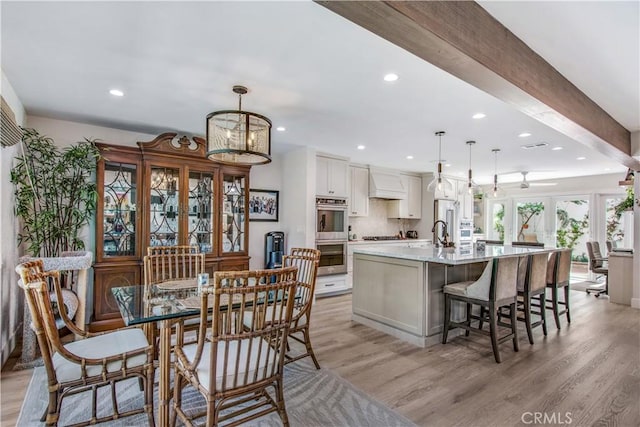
[631,298,640,309]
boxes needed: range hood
[369,168,407,199]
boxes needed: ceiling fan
[518,171,557,188]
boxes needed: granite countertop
[352,244,554,265]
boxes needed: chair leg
[539,293,547,336]
[524,295,534,345]
[171,374,183,427]
[552,287,561,330]
[510,302,519,352]
[302,328,321,369]
[489,303,501,363]
[478,306,485,330]
[442,293,451,344]
[564,285,571,324]
[465,303,472,337]
[275,378,290,427]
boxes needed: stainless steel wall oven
[315,240,348,276]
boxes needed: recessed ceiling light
[604,168,611,171]
[276,126,286,132]
[383,73,399,82]
[551,146,563,151]
[406,155,414,160]
[518,132,532,138]
[357,145,366,150]
[576,156,586,160]
[109,89,124,97]
[472,113,486,119]
[445,163,451,167]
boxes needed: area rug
[17,359,416,426]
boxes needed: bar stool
[545,249,572,329]
[442,256,520,363]
[516,253,549,344]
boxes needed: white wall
[1,70,26,367]
[248,155,284,269]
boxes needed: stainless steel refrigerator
[433,199,458,246]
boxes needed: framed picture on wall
[249,189,279,222]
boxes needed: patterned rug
[17,359,416,426]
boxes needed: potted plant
[11,128,100,365]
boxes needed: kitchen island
[352,244,552,347]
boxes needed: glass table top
[111,281,297,326]
[112,284,202,326]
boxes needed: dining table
[112,279,202,426]
[111,277,297,426]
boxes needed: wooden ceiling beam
[316,1,640,170]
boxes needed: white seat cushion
[443,281,474,297]
[242,306,302,329]
[53,328,149,383]
[179,337,280,391]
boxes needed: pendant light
[466,140,478,195]
[206,85,272,165]
[490,148,505,198]
[427,131,454,193]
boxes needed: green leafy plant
[10,128,101,257]
[614,187,635,218]
[556,200,588,249]
[516,202,544,240]
[494,204,505,241]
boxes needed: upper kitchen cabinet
[388,173,422,219]
[316,154,349,198]
[349,165,369,217]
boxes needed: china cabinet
[92,133,250,330]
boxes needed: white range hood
[369,168,407,199]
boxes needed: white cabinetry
[316,274,350,296]
[387,174,422,219]
[348,165,369,217]
[316,155,348,198]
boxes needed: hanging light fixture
[206,85,272,165]
[491,148,505,198]
[466,140,478,195]
[427,131,454,193]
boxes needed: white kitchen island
[352,244,552,347]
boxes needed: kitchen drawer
[316,274,350,296]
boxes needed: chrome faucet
[432,220,454,248]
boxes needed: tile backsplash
[348,198,418,238]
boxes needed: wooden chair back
[283,253,319,329]
[147,244,200,256]
[547,249,573,286]
[179,266,298,395]
[289,247,321,259]
[490,256,520,301]
[144,246,205,286]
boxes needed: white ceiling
[2,1,637,185]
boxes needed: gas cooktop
[361,236,402,241]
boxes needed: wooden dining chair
[143,245,205,347]
[281,252,321,368]
[171,266,299,427]
[16,260,155,426]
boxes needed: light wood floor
[2,290,639,426]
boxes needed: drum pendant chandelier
[206,85,272,165]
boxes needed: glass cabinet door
[102,162,137,257]
[187,171,215,254]
[222,174,246,253]
[149,167,180,247]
